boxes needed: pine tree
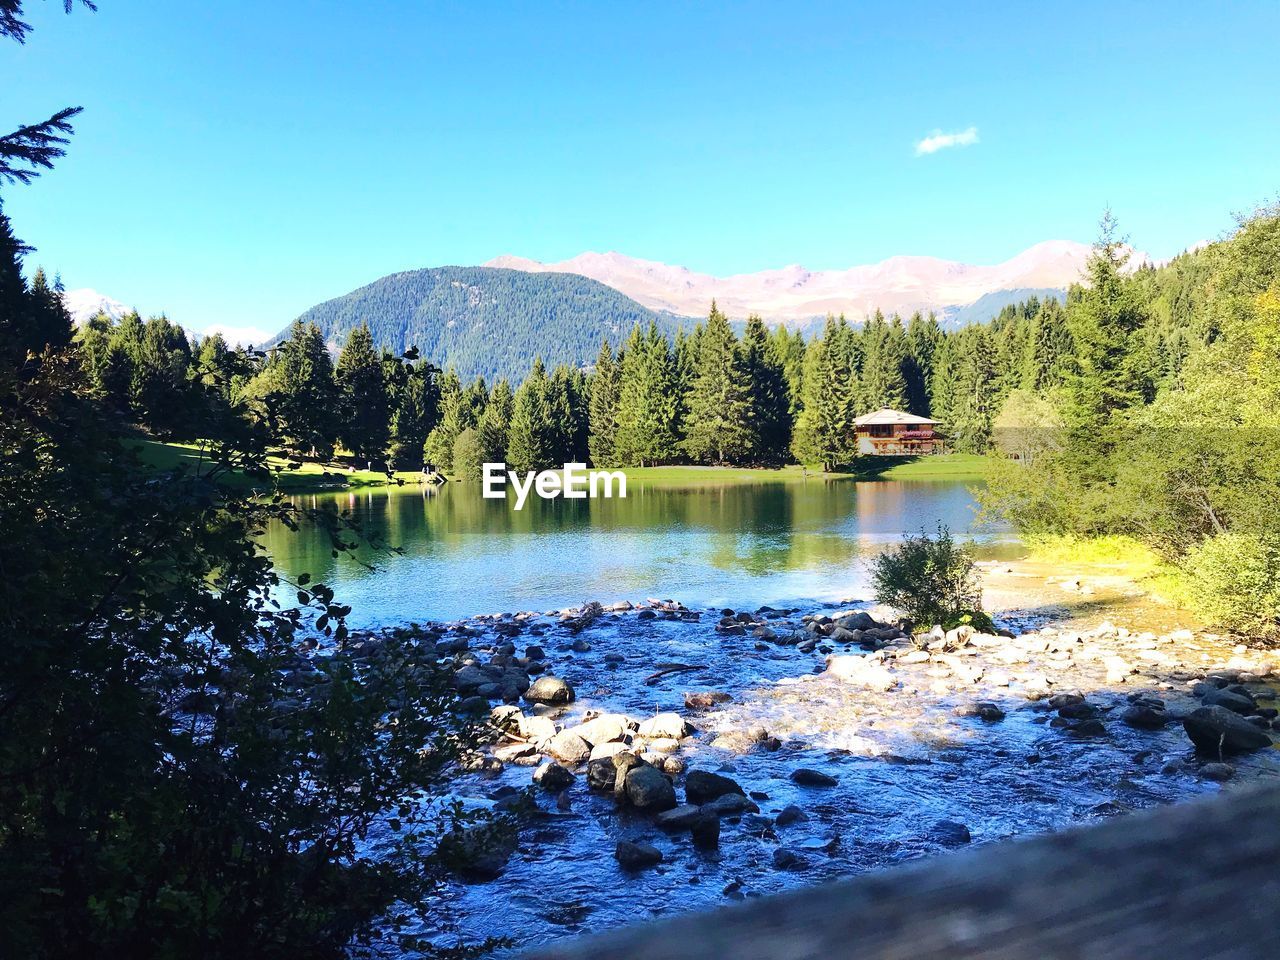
[682,303,753,464]
[904,311,942,416]
[1020,298,1072,392]
[506,358,555,473]
[423,367,467,470]
[248,320,338,457]
[741,314,790,464]
[792,317,858,470]
[613,323,680,467]
[859,311,908,411]
[335,324,390,463]
[388,361,439,470]
[1063,211,1152,444]
[476,379,513,466]
[587,340,620,467]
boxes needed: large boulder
[1183,705,1272,755]
[569,713,631,746]
[625,764,677,811]
[684,769,746,806]
[586,756,618,791]
[544,730,591,765]
[525,675,575,705]
[518,714,557,744]
[637,712,692,740]
[654,803,703,830]
[532,761,576,791]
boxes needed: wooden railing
[525,785,1280,960]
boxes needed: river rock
[772,847,806,870]
[685,769,746,805]
[611,751,643,796]
[533,761,576,791]
[440,820,517,881]
[685,691,733,711]
[703,792,759,815]
[1200,687,1256,715]
[1121,704,1170,730]
[775,804,808,827]
[825,655,896,691]
[655,804,703,830]
[615,840,663,870]
[490,704,523,731]
[709,725,770,753]
[493,741,538,764]
[690,810,720,849]
[637,712,693,739]
[929,820,972,845]
[625,764,677,811]
[570,713,632,745]
[587,756,618,790]
[1183,705,1272,754]
[525,675,575,705]
[518,714,557,744]
[790,768,837,787]
[589,741,629,761]
[837,611,878,631]
[545,730,591,764]
[1200,762,1235,781]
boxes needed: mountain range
[70,240,1157,382]
[484,240,1140,325]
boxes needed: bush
[871,525,985,630]
[1181,532,1280,638]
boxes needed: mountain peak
[479,241,1128,322]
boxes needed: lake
[263,474,1012,625]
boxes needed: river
[262,475,1277,955]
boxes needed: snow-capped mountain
[485,240,1153,324]
[62,288,132,326]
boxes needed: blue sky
[3,0,1278,341]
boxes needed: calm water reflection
[262,477,1011,625]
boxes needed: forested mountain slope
[285,266,686,381]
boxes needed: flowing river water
[263,475,1280,955]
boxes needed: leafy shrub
[1181,532,1280,638]
[871,525,985,629]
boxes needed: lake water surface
[264,475,1011,623]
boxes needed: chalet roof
[853,408,938,427]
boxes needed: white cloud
[200,323,276,347]
[915,126,979,156]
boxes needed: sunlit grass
[131,439,425,491]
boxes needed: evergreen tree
[132,316,194,436]
[1019,298,1072,392]
[476,379,513,466]
[791,317,858,470]
[682,303,753,463]
[506,358,555,473]
[423,367,467,470]
[388,361,438,470]
[904,311,942,416]
[859,311,908,411]
[945,326,999,453]
[1063,211,1152,449]
[587,340,620,467]
[248,320,338,456]
[334,324,390,463]
[741,314,790,464]
[613,323,680,467]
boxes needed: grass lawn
[131,439,426,492]
[623,454,992,486]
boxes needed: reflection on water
[262,477,1010,624]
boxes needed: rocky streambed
[352,583,1280,955]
